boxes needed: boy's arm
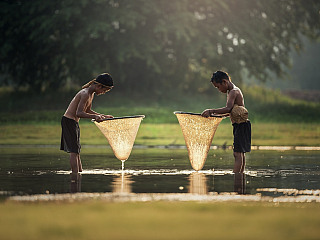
[76,94,105,122]
[85,103,113,119]
[201,90,237,117]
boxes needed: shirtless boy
[201,70,251,173]
[60,73,114,173]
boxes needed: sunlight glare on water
[1,147,320,202]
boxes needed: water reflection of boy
[201,70,251,173]
[70,173,82,193]
[234,173,245,194]
[60,73,114,173]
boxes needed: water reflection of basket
[94,115,145,161]
[174,112,224,171]
[189,172,208,194]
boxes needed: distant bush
[243,85,320,123]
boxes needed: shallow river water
[1,147,320,201]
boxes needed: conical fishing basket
[174,112,223,171]
[94,115,145,161]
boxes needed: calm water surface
[0,147,319,199]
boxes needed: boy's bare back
[227,86,245,123]
[228,86,245,107]
[64,88,94,122]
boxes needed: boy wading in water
[61,73,114,173]
[201,70,251,173]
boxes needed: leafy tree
[1,0,319,93]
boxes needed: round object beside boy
[231,104,248,124]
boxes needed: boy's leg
[70,152,79,173]
[77,154,83,172]
[233,152,244,173]
[240,153,246,173]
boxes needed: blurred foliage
[1,0,320,94]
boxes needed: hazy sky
[259,39,320,90]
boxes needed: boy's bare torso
[228,85,245,107]
[64,88,94,122]
[228,85,245,123]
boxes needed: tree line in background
[1,0,319,94]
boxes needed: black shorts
[233,120,251,153]
[60,116,81,153]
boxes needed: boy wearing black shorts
[61,73,114,173]
[201,70,251,173]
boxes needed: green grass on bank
[1,201,320,240]
[1,85,320,124]
[1,123,319,146]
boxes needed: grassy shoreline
[1,201,320,240]
[1,85,320,125]
[1,122,319,146]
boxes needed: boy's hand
[201,109,212,118]
[102,114,113,119]
[94,115,104,122]
[94,114,114,122]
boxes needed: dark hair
[210,70,231,83]
[95,73,113,87]
[82,73,114,89]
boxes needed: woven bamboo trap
[93,115,145,162]
[174,112,224,171]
